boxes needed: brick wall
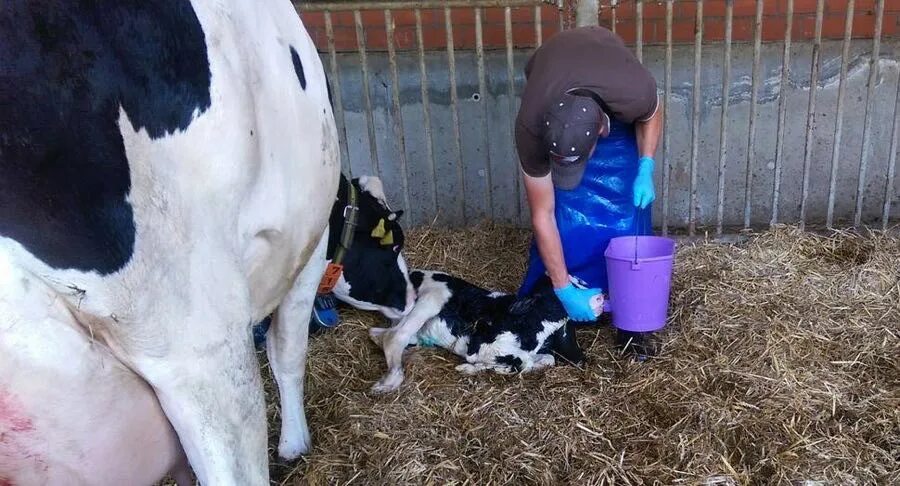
[297,0,898,52]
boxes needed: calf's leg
[267,230,328,460]
[371,295,443,393]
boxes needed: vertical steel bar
[744,0,764,229]
[882,77,900,230]
[610,0,617,34]
[635,0,643,63]
[506,6,522,223]
[688,0,703,236]
[445,6,466,224]
[716,0,734,236]
[354,9,380,176]
[799,0,825,230]
[385,10,412,215]
[827,0,855,228]
[415,9,439,217]
[325,11,351,177]
[854,0,885,227]
[476,7,495,219]
[535,5,543,47]
[771,0,793,227]
[558,0,565,32]
[662,0,673,236]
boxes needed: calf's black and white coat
[370,270,585,393]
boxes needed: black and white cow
[327,174,415,319]
[368,271,588,393]
[1,1,337,484]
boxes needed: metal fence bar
[771,0,793,227]
[716,0,733,236]
[414,9,439,217]
[476,7,494,219]
[662,0,673,236]
[635,0,643,63]
[354,9,381,176]
[299,1,550,12]
[324,11,351,177]
[883,77,900,229]
[534,5,543,47]
[506,6,522,222]
[385,10,412,214]
[558,0,565,32]
[688,0,703,236]
[610,0,617,34]
[445,7,466,223]
[744,0,764,229]
[854,0,886,227]
[799,0,825,230]
[827,0,855,228]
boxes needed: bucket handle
[632,205,647,267]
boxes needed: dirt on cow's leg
[267,230,328,461]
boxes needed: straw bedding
[199,225,900,484]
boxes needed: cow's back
[0,0,338,332]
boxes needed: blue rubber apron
[518,118,652,297]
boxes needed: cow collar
[333,182,359,266]
[318,183,358,295]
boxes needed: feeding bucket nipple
[603,236,675,332]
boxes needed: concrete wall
[325,38,900,230]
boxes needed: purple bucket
[603,236,675,332]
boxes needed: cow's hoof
[370,370,404,394]
[278,433,312,461]
[278,427,312,461]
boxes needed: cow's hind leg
[267,230,328,460]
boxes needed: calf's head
[327,174,415,320]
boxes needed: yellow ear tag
[371,218,386,238]
[379,230,394,246]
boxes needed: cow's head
[327,174,415,320]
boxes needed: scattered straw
[185,225,900,485]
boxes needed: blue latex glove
[633,156,656,209]
[554,283,602,322]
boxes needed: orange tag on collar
[317,263,344,295]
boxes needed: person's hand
[554,283,602,321]
[633,156,656,209]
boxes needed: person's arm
[635,98,663,158]
[523,171,569,289]
[632,98,663,209]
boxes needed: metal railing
[297,0,900,233]
[297,0,560,226]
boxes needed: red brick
[704,17,727,40]
[641,1,669,20]
[300,11,325,28]
[761,15,790,40]
[731,15,759,41]
[671,18,699,43]
[791,0,826,15]
[384,10,412,26]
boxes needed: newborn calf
[369,270,586,393]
